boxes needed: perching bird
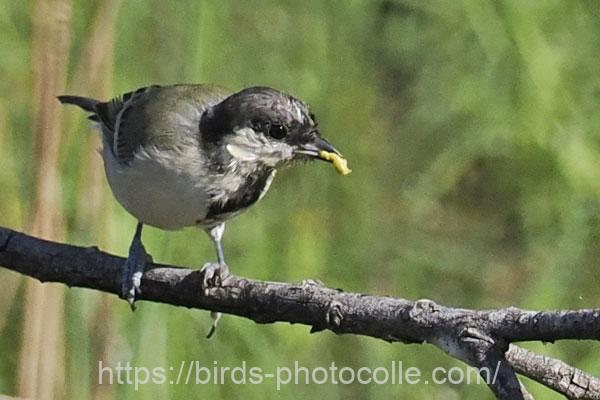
[58,84,349,314]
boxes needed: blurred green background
[1,0,599,398]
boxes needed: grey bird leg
[201,223,230,290]
[122,222,149,311]
[201,223,230,338]
[213,222,226,265]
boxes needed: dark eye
[268,123,287,139]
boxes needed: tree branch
[1,226,599,399]
[507,345,600,399]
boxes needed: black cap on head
[201,86,342,162]
[201,87,313,142]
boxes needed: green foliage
[1,1,599,398]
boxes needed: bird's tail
[57,95,99,113]
[58,95,102,123]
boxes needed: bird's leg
[200,223,230,291]
[201,223,230,338]
[212,222,226,265]
[122,222,149,311]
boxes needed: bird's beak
[295,137,342,161]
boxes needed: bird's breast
[102,143,210,230]
[102,139,276,231]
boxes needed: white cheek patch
[226,127,295,167]
[226,127,264,162]
[226,143,260,162]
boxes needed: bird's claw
[121,240,149,311]
[200,262,230,339]
[206,311,222,339]
[299,279,325,288]
[200,262,230,295]
[123,270,143,311]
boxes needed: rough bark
[1,226,599,399]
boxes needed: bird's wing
[97,84,230,165]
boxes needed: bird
[58,84,349,317]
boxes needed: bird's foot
[200,262,230,295]
[206,311,222,339]
[121,241,151,311]
[299,279,325,288]
[200,262,230,339]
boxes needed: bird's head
[200,86,342,169]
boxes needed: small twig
[507,345,600,399]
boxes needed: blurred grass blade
[17,0,72,399]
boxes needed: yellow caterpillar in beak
[319,151,352,176]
